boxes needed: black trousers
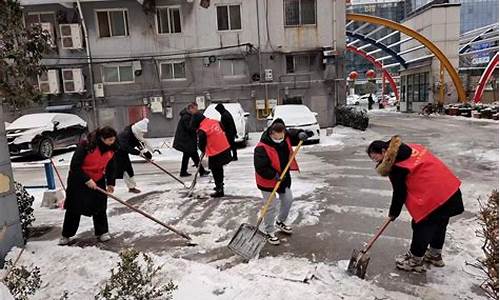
[231,142,238,159]
[62,210,109,238]
[181,152,205,174]
[410,216,450,257]
[211,166,224,189]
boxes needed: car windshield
[273,105,316,125]
[8,114,56,130]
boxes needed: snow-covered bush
[2,260,42,300]
[476,190,499,300]
[336,106,369,131]
[14,182,35,242]
[95,248,177,300]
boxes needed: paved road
[13,113,499,297]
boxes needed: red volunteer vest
[255,137,299,189]
[198,118,230,156]
[81,148,115,182]
[395,144,461,223]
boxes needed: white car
[6,113,87,158]
[203,102,250,145]
[267,104,320,143]
[359,94,375,104]
[347,94,361,105]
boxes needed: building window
[284,0,316,26]
[217,5,241,31]
[220,59,246,77]
[160,61,186,80]
[156,7,181,34]
[102,65,134,84]
[25,12,56,26]
[285,54,315,73]
[403,72,428,102]
[96,9,129,38]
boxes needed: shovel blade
[346,249,370,279]
[227,223,267,260]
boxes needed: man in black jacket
[173,103,209,177]
[254,119,312,245]
[215,103,238,161]
[115,118,153,194]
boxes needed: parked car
[6,113,88,158]
[267,104,320,144]
[347,94,361,105]
[203,102,250,145]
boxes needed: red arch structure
[346,45,400,101]
[473,52,499,103]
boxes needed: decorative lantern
[366,69,376,79]
[348,71,359,80]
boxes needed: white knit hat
[132,118,149,133]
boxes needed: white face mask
[271,137,284,144]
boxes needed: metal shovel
[347,218,392,279]
[227,140,304,260]
[186,153,205,197]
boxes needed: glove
[141,149,152,160]
[298,131,309,141]
[275,173,281,181]
[388,215,397,221]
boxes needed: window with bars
[96,10,129,38]
[102,65,134,84]
[284,0,316,26]
[285,54,316,73]
[403,72,429,102]
[220,59,246,77]
[25,12,56,27]
[160,61,186,80]
[216,5,242,31]
[156,7,182,34]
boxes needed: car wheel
[38,138,54,159]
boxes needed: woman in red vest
[254,119,312,245]
[367,135,464,272]
[59,127,118,245]
[191,113,232,198]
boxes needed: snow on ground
[3,119,496,299]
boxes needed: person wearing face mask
[59,126,118,245]
[253,119,313,245]
[115,118,154,194]
[367,136,464,273]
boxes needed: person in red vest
[367,135,464,272]
[59,127,118,245]
[191,113,232,198]
[254,119,312,245]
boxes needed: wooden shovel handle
[95,187,192,240]
[143,156,187,188]
[362,218,392,254]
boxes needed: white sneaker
[98,233,111,242]
[276,221,293,234]
[266,232,280,245]
[58,237,70,245]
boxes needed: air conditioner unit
[62,68,85,93]
[264,69,273,82]
[60,24,83,49]
[150,96,163,113]
[39,22,56,47]
[94,83,104,98]
[38,69,60,94]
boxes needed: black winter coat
[64,142,116,217]
[254,119,301,193]
[215,104,237,144]
[115,125,143,179]
[173,109,198,154]
[388,142,464,221]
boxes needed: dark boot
[200,169,211,177]
[210,187,224,198]
[180,172,191,177]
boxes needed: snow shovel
[95,186,195,244]
[186,153,205,198]
[142,156,187,188]
[227,140,304,260]
[347,218,392,279]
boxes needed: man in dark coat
[115,118,153,194]
[367,136,464,273]
[191,113,232,197]
[215,103,238,161]
[173,102,209,177]
[59,126,118,245]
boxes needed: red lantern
[366,69,376,79]
[348,71,358,80]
